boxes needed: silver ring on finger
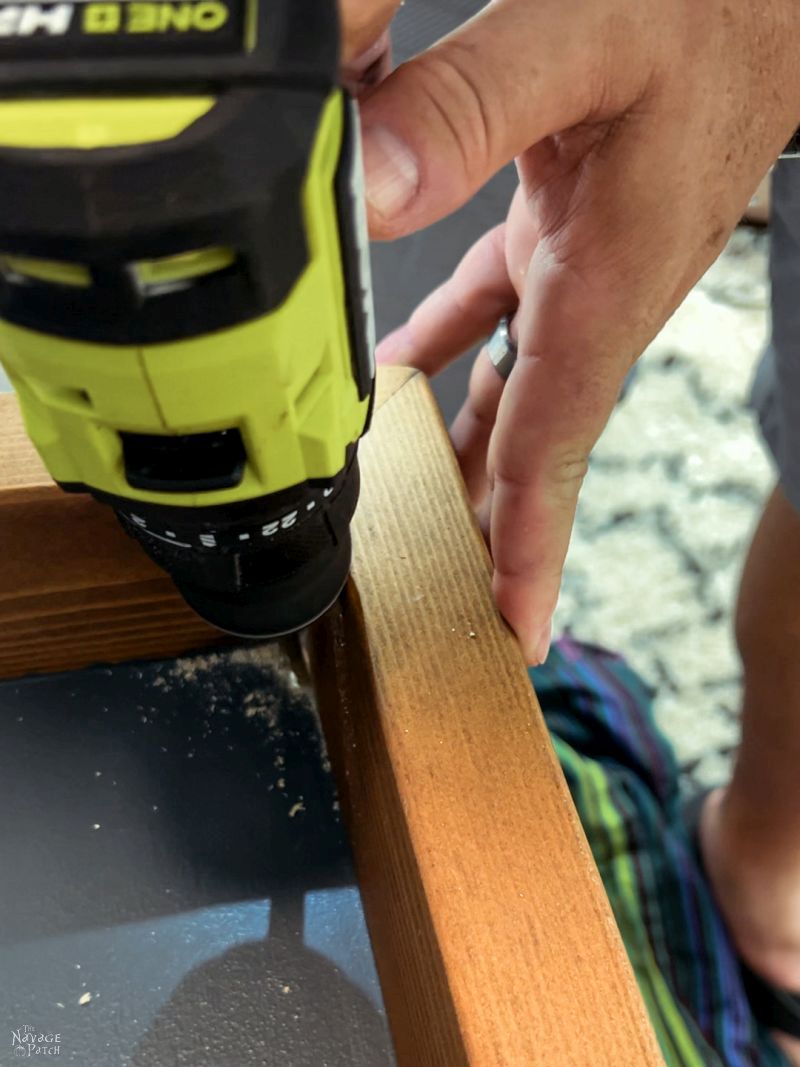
[486,315,517,381]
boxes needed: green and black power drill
[0,0,375,637]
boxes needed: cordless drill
[0,0,375,637]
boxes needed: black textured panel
[121,429,247,493]
[372,0,518,425]
[392,0,483,62]
[0,648,396,1065]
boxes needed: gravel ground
[554,227,773,788]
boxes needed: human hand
[370,0,800,663]
[339,0,399,91]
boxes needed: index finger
[338,0,399,63]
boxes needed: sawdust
[145,640,339,818]
[243,689,281,727]
[152,643,302,692]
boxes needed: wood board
[310,370,663,1066]
[0,367,662,1065]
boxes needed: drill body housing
[0,0,375,636]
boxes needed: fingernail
[534,621,552,666]
[376,325,414,365]
[362,125,420,221]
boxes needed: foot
[699,788,800,1063]
[776,1032,800,1066]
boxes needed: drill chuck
[110,453,360,638]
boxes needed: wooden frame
[0,368,663,1065]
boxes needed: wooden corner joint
[0,366,662,1065]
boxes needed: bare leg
[701,484,800,1062]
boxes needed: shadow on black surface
[0,651,352,946]
[132,895,391,1067]
[0,648,396,1064]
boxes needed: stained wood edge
[310,584,469,1066]
[310,372,663,1066]
[373,364,417,410]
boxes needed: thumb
[359,0,601,239]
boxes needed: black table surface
[1,647,395,1065]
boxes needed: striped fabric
[533,637,789,1067]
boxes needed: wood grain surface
[311,371,663,1066]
